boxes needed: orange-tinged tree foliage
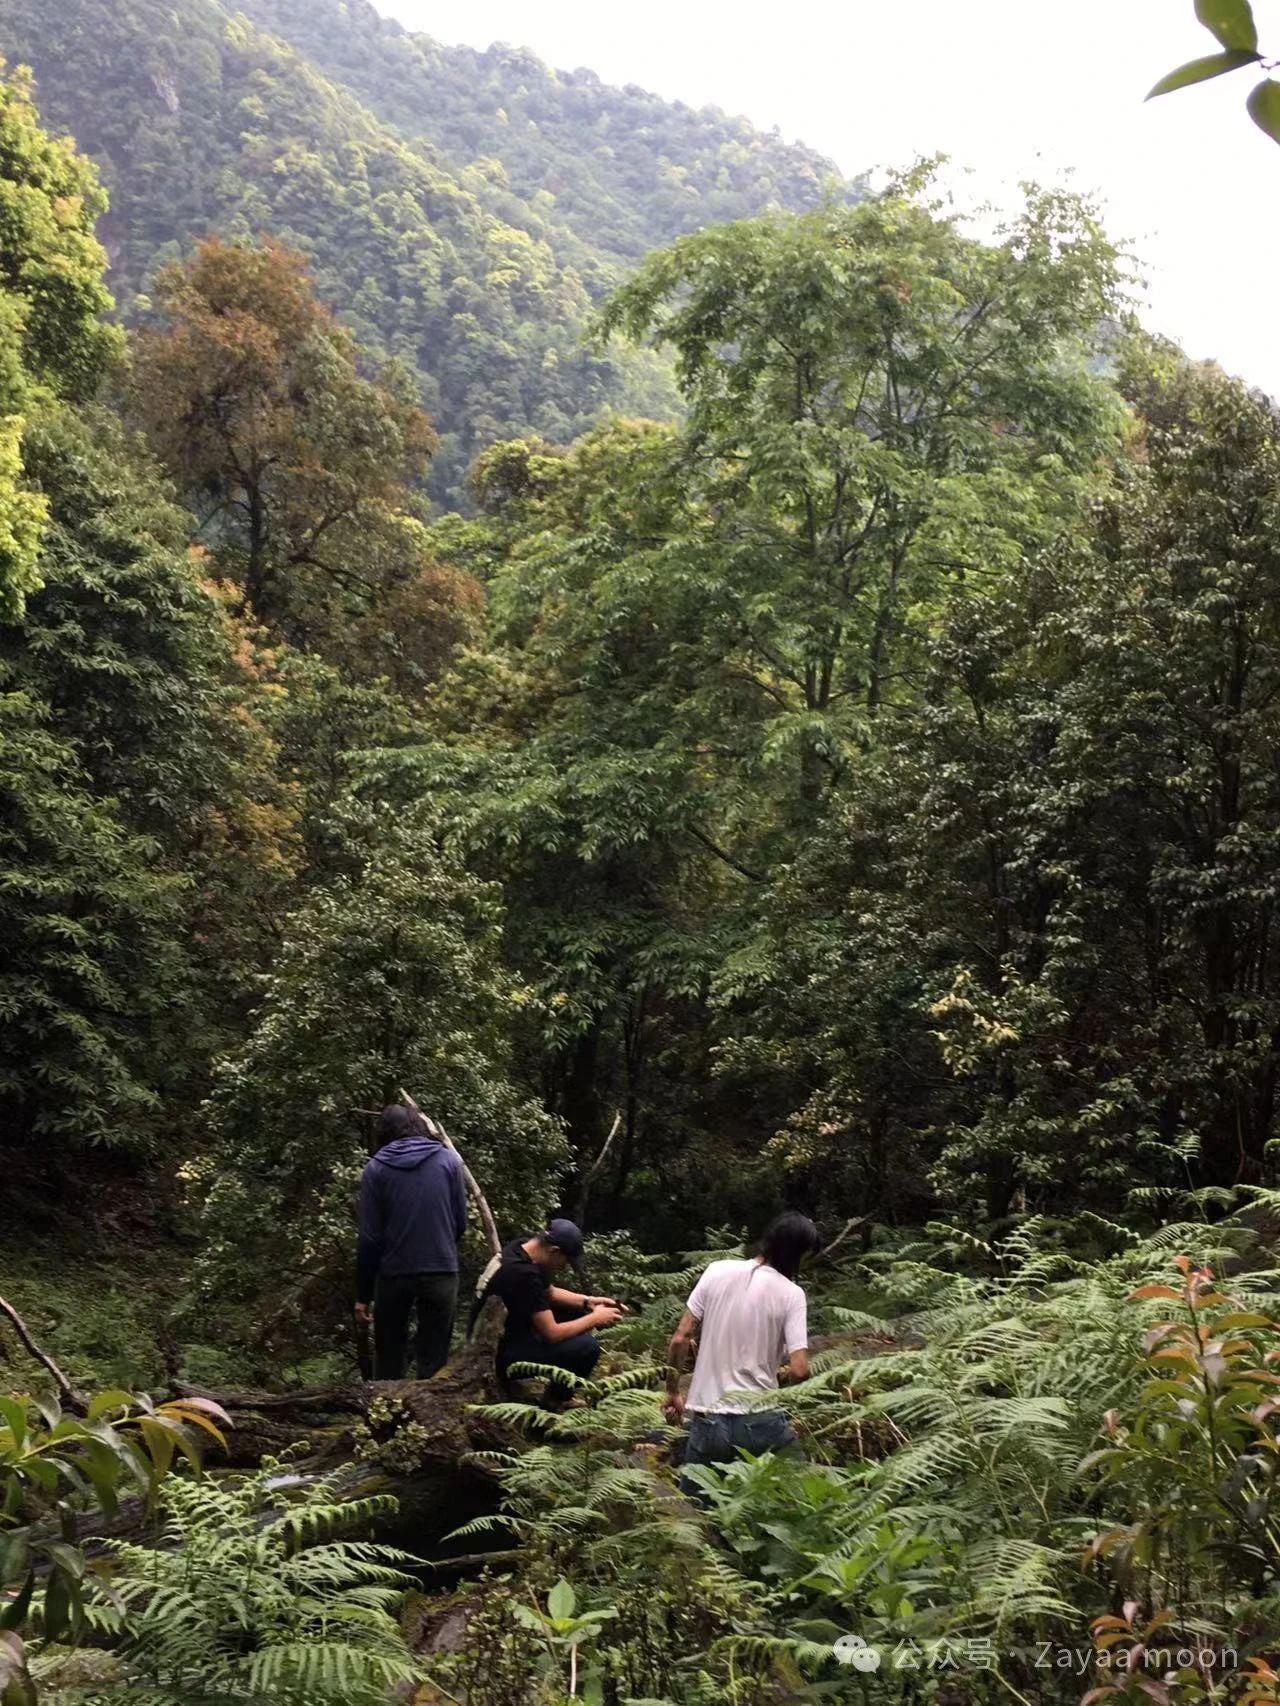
[132,238,438,643]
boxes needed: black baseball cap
[545,1218,585,1265]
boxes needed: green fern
[56,1459,423,1706]
[445,1212,1280,1705]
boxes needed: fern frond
[443,1511,525,1543]
[246,1639,420,1699]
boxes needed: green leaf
[41,1566,74,1643]
[546,1578,575,1621]
[138,1416,175,1480]
[78,1445,123,1519]
[31,1402,59,1437]
[1195,0,1258,51]
[86,1389,135,1423]
[18,1460,56,1496]
[0,1572,34,1633]
[1147,48,1260,99]
[1247,77,1280,141]
[0,1402,28,1451]
[43,1543,85,1584]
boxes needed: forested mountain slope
[0,0,849,501]
[238,0,849,264]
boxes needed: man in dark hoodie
[355,1105,467,1379]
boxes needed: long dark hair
[760,1212,820,1281]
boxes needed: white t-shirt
[683,1258,808,1414]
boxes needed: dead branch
[399,1088,502,1260]
[0,1293,86,1412]
[574,1110,621,1224]
[814,1216,866,1264]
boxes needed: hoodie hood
[375,1135,447,1171]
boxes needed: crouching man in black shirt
[486,1219,622,1398]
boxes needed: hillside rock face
[0,0,856,503]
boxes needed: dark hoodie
[356,1135,467,1302]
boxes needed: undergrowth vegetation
[35,1461,421,1706]
[8,1203,1280,1705]
[415,1203,1280,1706]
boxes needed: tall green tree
[0,70,224,1152]
[0,368,336,1146]
[0,63,120,618]
[596,177,1124,826]
[0,65,118,403]
[727,344,1280,1217]
[929,347,1280,1202]
[390,182,1127,1222]
[1034,348,1280,1192]
[387,424,728,1218]
[8,406,227,836]
[0,689,188,1151]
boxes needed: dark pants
[497,1304,601,1398]
[680,1410,799,1495]
[374,1271,459,1379]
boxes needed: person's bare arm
[664,1309,699,1421]
[530,1304,621,1343]
[781,1348,810,1383]
[780,1287,810,1385]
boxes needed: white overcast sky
[375,0,1280,398]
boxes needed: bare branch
[574,1110,622,1224]
[687,825,766,883]
[0,1294,87,1412]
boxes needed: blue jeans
[682,1409,798,1491]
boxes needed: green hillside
[0,0,851,501]
[238,0,849,263]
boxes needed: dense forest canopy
[4,10,1280,1706]
[0,0,852,502]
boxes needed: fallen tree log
[57,1313,513,1557]
[175,1308,506,1470]
[172,1311,514,1554]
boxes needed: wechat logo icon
[833,1634,881,1672]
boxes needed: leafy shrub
[1078,1254,1280,1704]
[449,1368,771,1706]
[1,1390,228,1647]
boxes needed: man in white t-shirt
[664,1213,819,1483]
